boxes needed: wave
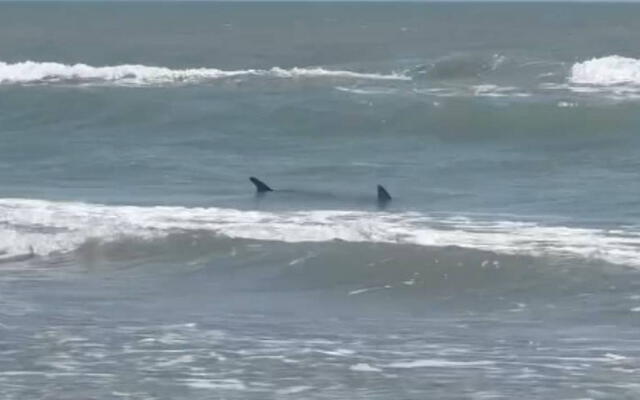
[570,55,640,86]
[410,53,506,80]
[1,198,639,267]
[0,61,409,86]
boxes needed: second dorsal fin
[249,177,273,193]
[377,185,392,203]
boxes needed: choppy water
[2,2,640,399]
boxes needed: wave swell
[1,199,638,267]
[0,61,409,86]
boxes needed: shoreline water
[2,2,640,398]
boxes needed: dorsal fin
[377,184,392,203]
[249,177,273,193]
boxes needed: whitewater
[4,55,640,104]
[2,199,640,267]
[2,3,640,399]
[0,61,409,85]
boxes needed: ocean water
[2,2,640,398]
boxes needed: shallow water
[2,2,640,398]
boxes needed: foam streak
[0,61,409,85]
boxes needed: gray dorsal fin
[250,176,273,193]
[377,184,392,203]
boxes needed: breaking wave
[0,61,409,86]
[1,198,639,267]
[570,55,640,86]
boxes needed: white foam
[349,363,382,372]
[0,61,409,86]
[386,359,494,368]
[472,84,530,98]
[315,348,355,357]
[334,86,399,95]
[415,85,530,99]
[276,386,314,395]
[570,56,640,86]
[155,355,195,368]
[181,378,246,391]
[348,286,388,296]
[604,353,629,362]
[2,198,640,266]
[288,252,316,266]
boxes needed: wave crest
[0,61,409,85]
[1,198,639,267]
[570,55,640,86]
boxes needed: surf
[1,198,639,267]
[0,61,410,86]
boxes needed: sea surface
[2,2,640,398]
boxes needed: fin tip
[249,176,273,193]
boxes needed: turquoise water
[2,3,640,398]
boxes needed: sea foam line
[0,61,410,85]
[1,198,640,267]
